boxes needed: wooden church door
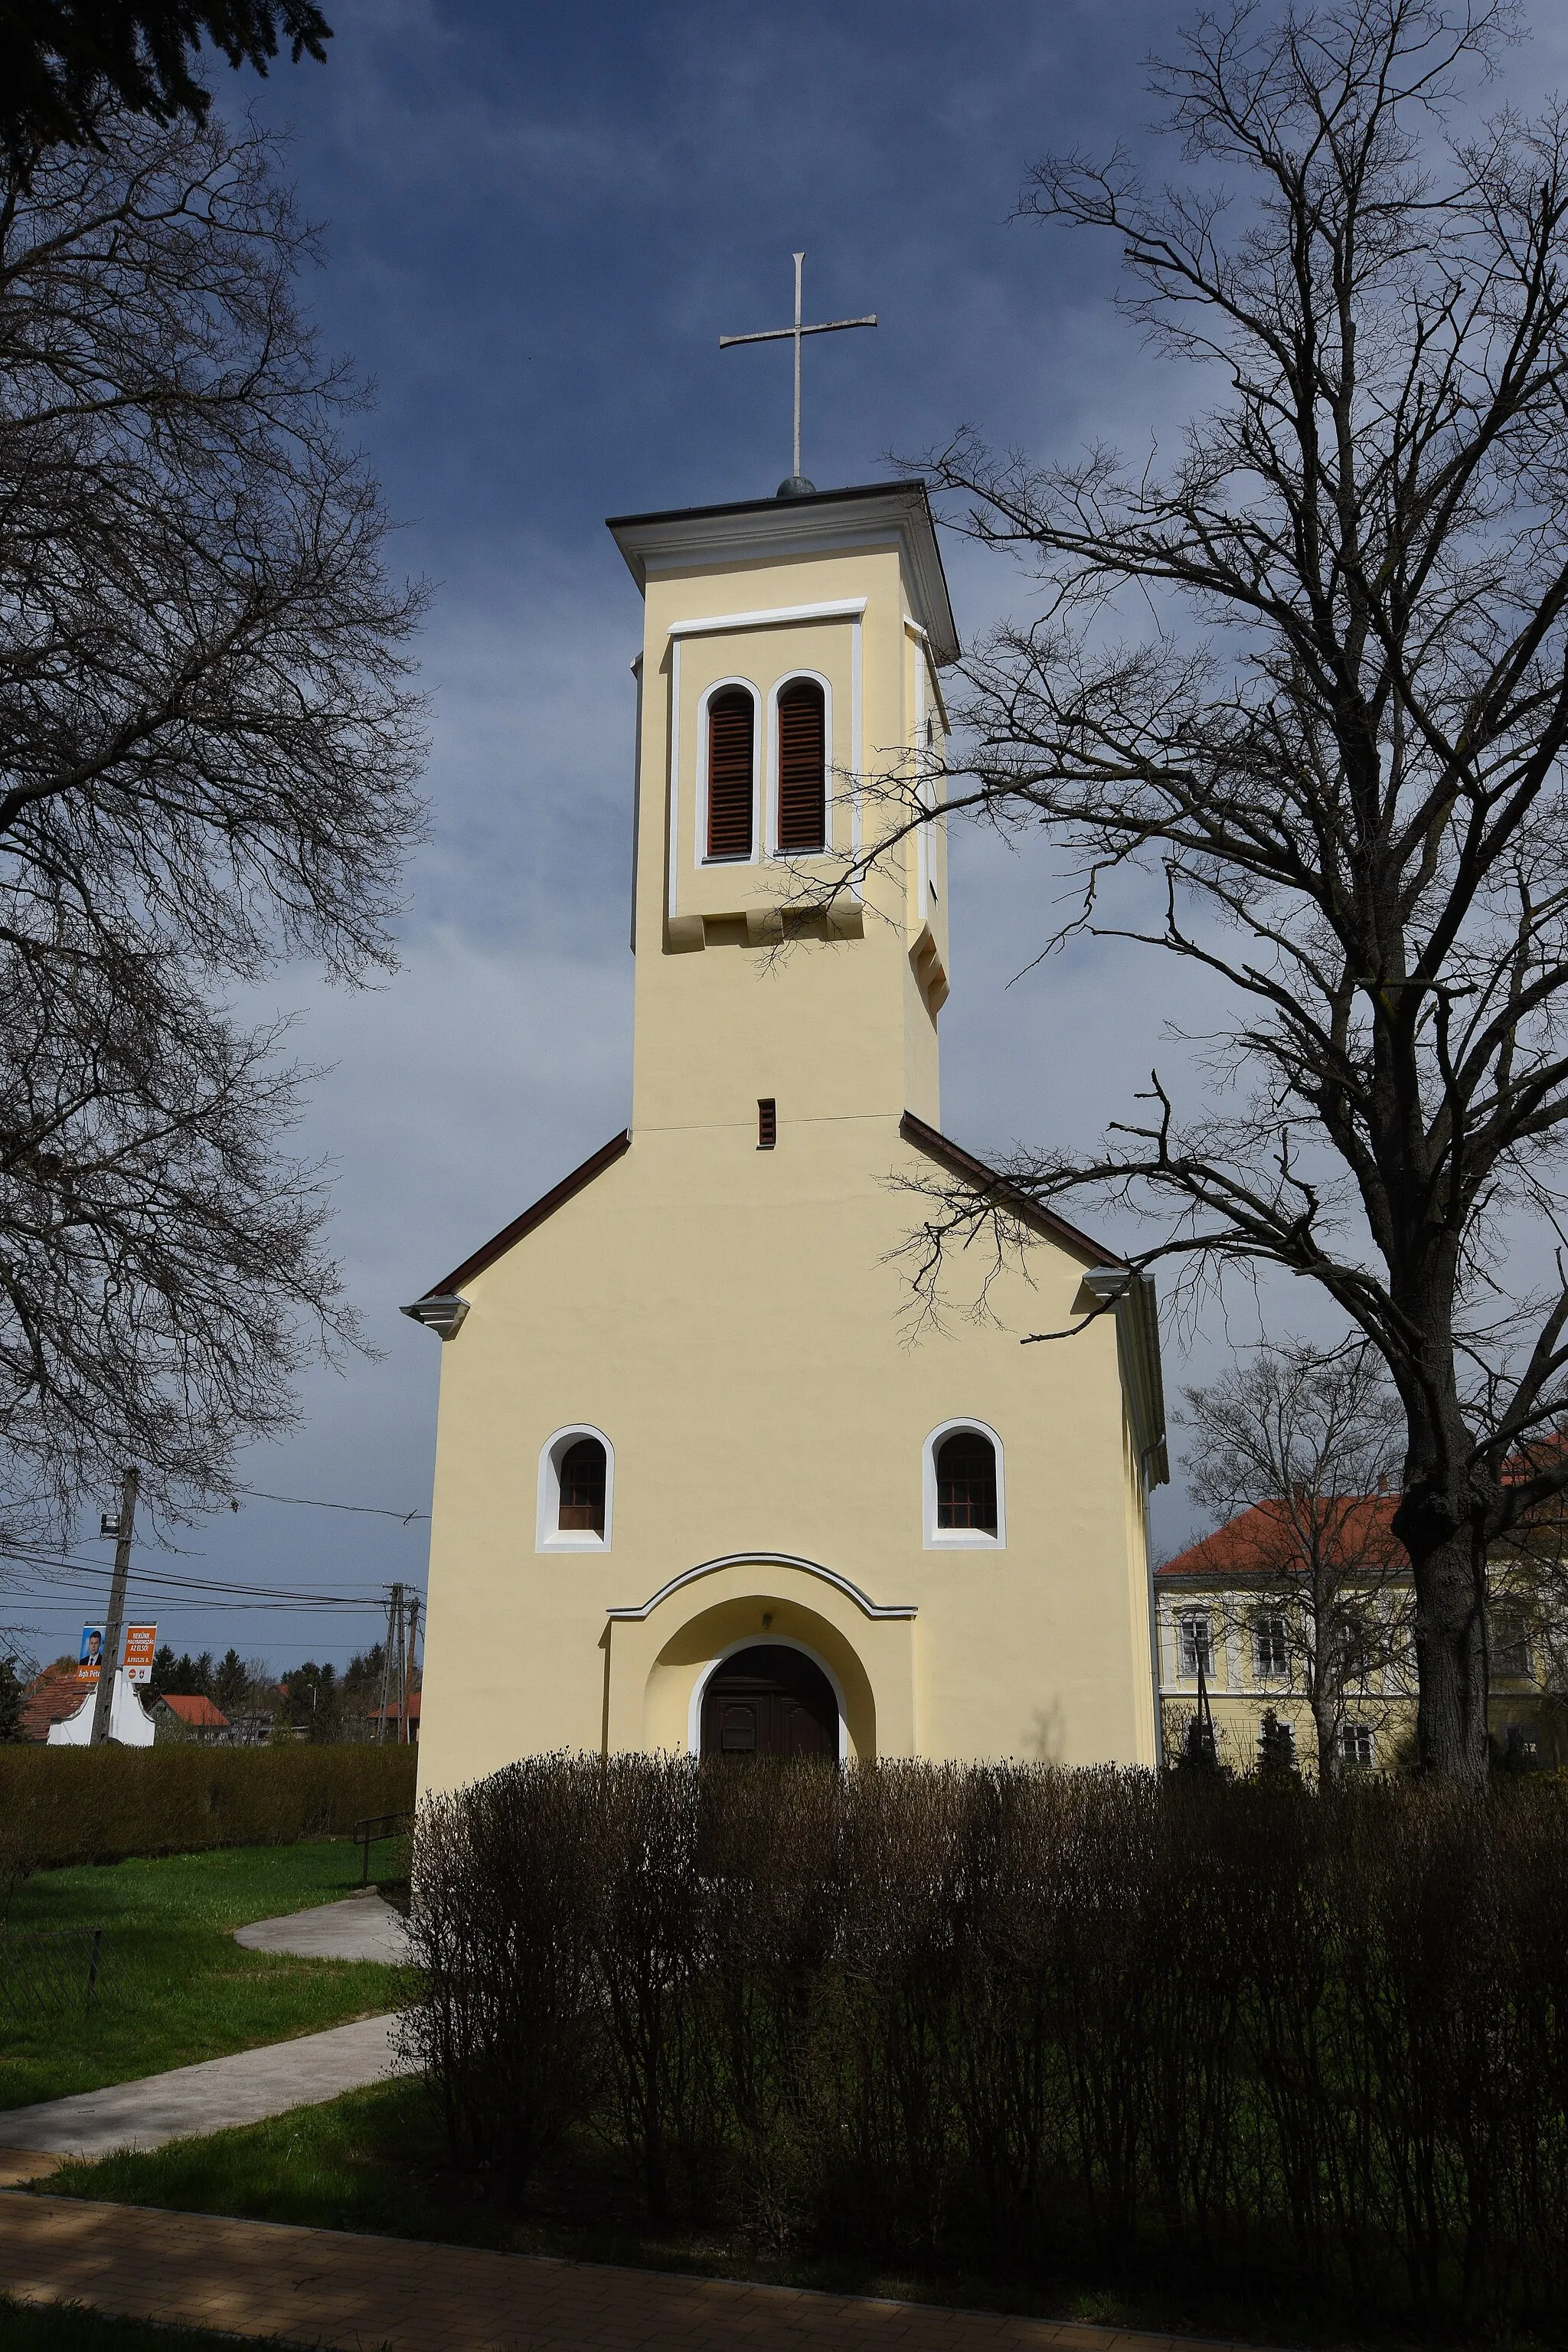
[700,1644,838,1760]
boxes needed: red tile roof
[20,1659,91,1741]
[158,1693,230,1728]
[1159,1494,1404,1579]
[368,1690,420,1723]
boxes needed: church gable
[401,1129,629,1335]
[898,1111,1124,1273]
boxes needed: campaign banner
[77,1625,105,1681]
[123,1625,157,1684]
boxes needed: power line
[0,1549,421,1611]
[237,1488,429,1524]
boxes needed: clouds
[33,0,1565,1664]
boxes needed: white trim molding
[670,596,867,639]
[764,668,834,858]
[923,1418,1007,1550]
[694,675,761,869]
[667,635,682,926]
[686,1635,848,1760]
[607,1551,917,1622]
[536,1425,616,1553]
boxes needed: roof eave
[899,1112,1168,1484]
[404,1129,632,1322]
[606,480,960,666]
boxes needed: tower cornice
[606,480,959,665]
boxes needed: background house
[1158,1498,1562,1775]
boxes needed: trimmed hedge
[0,1743,418,1866]
[407,1758,1568,2337]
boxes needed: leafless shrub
[407,1756,1568,2326]
[400,1756,603,2194]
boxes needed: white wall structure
[46,1671,155,1746]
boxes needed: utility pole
[394,1586,407,1745]
[91,1466,139,1746]
[377,1583,400,1743]
[401,1595,419,1745]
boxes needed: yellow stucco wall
[413,491,1159,1793]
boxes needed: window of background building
[1178,1611,1213,1678]
[1253,1612,1289,1679]
[1492,1608,1533,1677]
[1339,1720,1375,1769]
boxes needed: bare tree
[859,0,1568,1779]
[1181,1341,1413,1779]
[0,106,426,1536]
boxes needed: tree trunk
[1403,1518,1489,1785]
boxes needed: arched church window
[935,1429,998,1534]
[557,1436,606,1534]
[776,677,826,853]
[537,1425,615,1550]
[706,687,755,859]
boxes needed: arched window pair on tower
[706,679,826,861]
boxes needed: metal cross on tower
[720,252,877,497]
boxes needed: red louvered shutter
[707,689,754,858]
[776,678,825,852]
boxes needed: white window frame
[1253,1610,1289,1683]
[1491,1608,1533,1679]
[923,1418,1006,1550]
[1176,1608,1213,1681]
[536,1425,615,1552]
[1338,1719,1375,1769]
[765,669,834,860]
[694,676,760,869]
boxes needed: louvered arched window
[706,687,755,859]
[776,678,826,853]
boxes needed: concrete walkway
[0,2191,1266,2352]
[0,2013,406,2163]
[234,1889,410,1964]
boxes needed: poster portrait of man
[78,1625,105,1681]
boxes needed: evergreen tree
[0,1655,26,1740]
[1257,1710,1298,1778]
[214,1647,248,1713]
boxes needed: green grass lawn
[0,1841,407,2111]
[0,2298,313,2351]
[32,2079,1426,2352]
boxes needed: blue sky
[18,0,1568,1672]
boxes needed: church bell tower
[606,480,959,1142]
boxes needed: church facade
[407,480,1166,1792]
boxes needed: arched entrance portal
[699,1643,838,1759]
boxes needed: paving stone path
[234,1888,410,1964]
[0,2193,1266,2352]
[0,1890,410,2171]
[0,2014,407,2164]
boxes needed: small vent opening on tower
[758,1099,777,1150]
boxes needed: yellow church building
[406,478,1167,1791]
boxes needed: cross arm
[719,315,878,347]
